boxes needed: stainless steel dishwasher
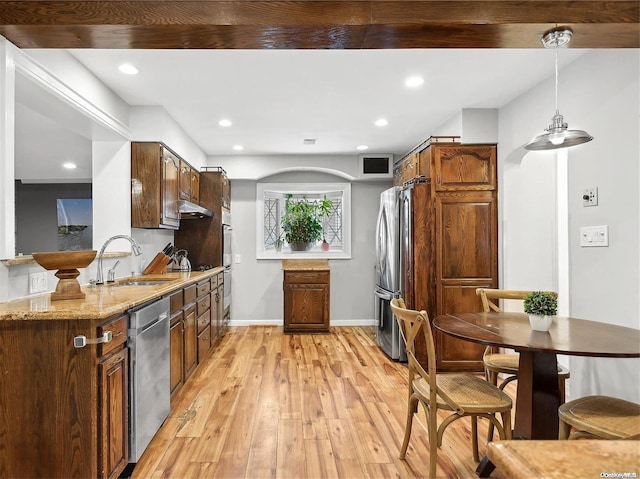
[128,296,171,463]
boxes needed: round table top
[433,312,640,358]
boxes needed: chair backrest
[476,288,558,313]
[390,298,437,401]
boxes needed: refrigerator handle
[374,286,393,301]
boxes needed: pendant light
[525,27,593,151]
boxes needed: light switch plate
[582,187,598,207]
[234,254,241,264]
[580,225,608,247]
[29,272,48,294]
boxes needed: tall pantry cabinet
[400,142,497,372]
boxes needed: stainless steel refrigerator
[374,186,406,361]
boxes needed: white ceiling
[16,48,587,180]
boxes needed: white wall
[498,49,640,402]
[212,159,390,325]
[129,106,207,169]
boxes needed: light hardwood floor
[132,326,514,479]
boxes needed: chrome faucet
[96,235,143,284]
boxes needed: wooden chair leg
[486,370,498,442]
[559,377,566,404]
[428,404,438,479]
[471,416,479,462]
[400,395,418,459]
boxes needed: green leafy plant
[523,291,558,316]
[281,195,332,246]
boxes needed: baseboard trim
[228,319,377,327]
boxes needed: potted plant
[523,291,558,331]
[274,232,284,252]
[281,194,332,251]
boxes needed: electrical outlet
[235,254,241,264]
[29,272,48,294]
[582,187,598,207]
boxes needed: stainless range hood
[178,200,212,219]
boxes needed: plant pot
[289,241,315,252]
[528,314,553,332]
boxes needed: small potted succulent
[523,291,558,331]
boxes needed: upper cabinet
[179,160,200,203]
[132,142,207,230]
[132,142,180,230]
[431,144,496,191]
[220,170,230,210]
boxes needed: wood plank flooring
[132,326,514,479]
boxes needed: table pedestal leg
[514,351,561,439]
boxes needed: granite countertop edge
[0,268,224,321]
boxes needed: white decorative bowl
[528,314,553,332]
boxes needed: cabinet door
[191,170,200,203]
[169,313,184,395]
[162,148,180,227]
[434,192,497,371]
[197,325,212,363]
[283,271,330,333]
[179,160,191,200]
[183,304,197,379]
[98,347,128,479]
[433,144,496,191]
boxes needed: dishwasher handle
[73,330,112,348]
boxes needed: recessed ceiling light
[405,75,425,88]
[356,145,368,151]
[232,145,244,151]
[118,63,139,75]
[303,138,317,145]
[219,119,232,127]
[375,118,389,127]
[62,162,77,169]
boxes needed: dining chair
[558,395,640,440]
[476,288,571,440]
[390,298,513,479]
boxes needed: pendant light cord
[554,48,559,113]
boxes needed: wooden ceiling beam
[0,1,638,49]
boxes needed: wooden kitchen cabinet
[175,167,230,268]
[179,159,201,203]
[131,142,181,230]
[196,279,213,362]
[183,284,198,380]
[401,142,498,372]
[169,289,185,396]
[283,260,330,333]
[0,313,129,479]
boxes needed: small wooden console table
[282,259,330,333]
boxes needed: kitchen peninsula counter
[0,268,223,320]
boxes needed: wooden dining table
[433,312,640,441]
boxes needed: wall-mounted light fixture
[525,28,593,151]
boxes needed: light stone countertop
[0,268,223,321]
[281,259,330,271]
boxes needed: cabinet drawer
[217,272,224,284]
[285,271,329,284]
[210,274,218,288]
[197,294,211,316]
[184,284,197,305]
[197,281,211,298]
[197,310,211,334]
[98,315,127,357]
[169,289,183,314]
[197,325,212,363]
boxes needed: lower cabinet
[283,266,330,333]
[0,313,129,479]
[98,346,129,479]
[169,271,226,400]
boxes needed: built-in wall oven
[222,209,232,314]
